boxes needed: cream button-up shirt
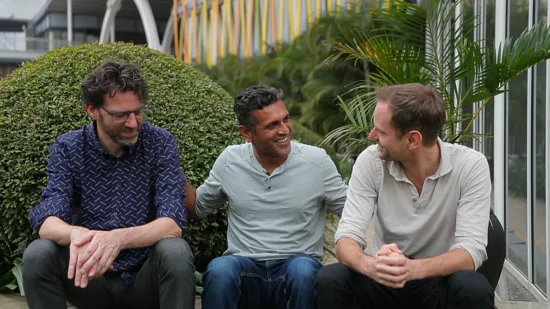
[335,139,491,269]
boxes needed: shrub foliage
[0,42,241,271]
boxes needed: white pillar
[67,0,73,45]
[110,22,115,42]
[493,0,506,228]
[99,0,122,43]
[133,0,162,51]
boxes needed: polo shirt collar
[247,141,294,176]
[387,138,452,181]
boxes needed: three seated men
[22,62,499,309]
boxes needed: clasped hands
[67,227,125,288]
[363,243,418,289]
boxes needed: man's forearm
[115,217,182,249]
[336,238,374,275]
[38,216,87,246]
[185,182,199,220]
[411,248,474,280]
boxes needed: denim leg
[272,254,322,309]
[201,255,266,309]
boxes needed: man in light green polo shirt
[185,85,348,309]
[315,83,495,309]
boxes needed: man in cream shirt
[315,83,494,309]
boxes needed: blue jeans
[201,254,322,309]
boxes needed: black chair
[476,208,506,291]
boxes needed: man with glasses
[22,61,196,309]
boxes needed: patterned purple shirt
[29,121,187,284]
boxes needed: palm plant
[323,0,550,157]
[265,9,372,136]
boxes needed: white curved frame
[99,0,162,51]
[161,11,174,53]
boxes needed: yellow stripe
[225,0,233,55]
[336,0,342,11]
[327,0,332,14]
[306,0,312,26]
[261,0,268,54]
[288,0,294,40]
[296,0,302,38]
[316,0,321,19]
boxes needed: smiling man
[185,85,348,309]
[22,61,196,309]
[314,83,495,309]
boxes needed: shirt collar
[87,121,142,158]
[246,141,294,175]
[386,138,452,181]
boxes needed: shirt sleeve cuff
[334,232,368,251]
[449,242,487,270]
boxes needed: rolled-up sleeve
[449,156,491,270]
[195,150,228,218]
[334,148,379,250]
[322,152,348,217]
[29,138,73,231]
[154,133,187,233]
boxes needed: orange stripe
[172,0,179,59]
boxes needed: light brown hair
[376,83,446,146]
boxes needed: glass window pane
[506,0,529,277]
[534,0,548,294]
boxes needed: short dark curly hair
[81,61,149,108]
[234,85,284,129]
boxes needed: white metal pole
[67,0,73,45]
[493,0,507,228]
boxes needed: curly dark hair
[234,85,284,130]
[81,61,149,108]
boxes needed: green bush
[0,42,241,272]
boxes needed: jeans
[22,238,196,309]
[201,254,322,309]
[314,263,494,309]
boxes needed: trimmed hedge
[0,42,241,271]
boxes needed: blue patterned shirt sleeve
[29,136,73,231]
[154,131,188,233]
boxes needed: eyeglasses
[100,106,149,123]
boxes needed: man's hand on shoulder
[73,229,127,287]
